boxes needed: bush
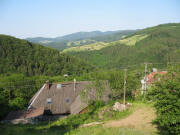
[148,73,180,135]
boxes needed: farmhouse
[4,80,110,123]
[28,80,110,114]
[141,69,167,94]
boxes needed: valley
[0,23,180,135]
[1,0,180,134]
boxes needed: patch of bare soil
[103,107,156,132]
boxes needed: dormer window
[66,98,70,103]
[46,98,52,104]
[57,84,62,89]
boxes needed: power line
[2,84,43,89]
[0,62,179,85]
[0,79,48,84]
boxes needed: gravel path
[103,107,156,132]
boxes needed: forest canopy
[0,35,96,76]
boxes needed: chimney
[152,68,158,72]
[74,78,76,91]
[46,80,49,89]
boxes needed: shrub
[148,73,180,135]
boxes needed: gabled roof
[28,81,110,115]
[70,95,88,114]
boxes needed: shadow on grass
[0,102,107,135]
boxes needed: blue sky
[0,0,180,38]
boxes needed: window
[57,84,62,89]
[66,98,70,103]
[46,98,52,104]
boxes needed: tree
[148,73,180,135]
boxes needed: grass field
[0,102,157,135]
[62,34,148,53]
[113,34,149,46]
[67,125,156,135]
[66,39,96,47]
[63,42,108,52]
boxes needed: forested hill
[0,35,95,76]
[26,30,137,50]
[26,31,117,43]
[68,23,180,68]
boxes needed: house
[28,80,110,115]
[141,69,167,94]
[3,80,110,124]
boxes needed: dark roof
[4,107,44,120]
[25,107,44,119]
[70,95,88,114]
[71,80,111,114]
[29,81,110,114]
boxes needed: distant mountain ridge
[26,30,118,43]
[54,31,117,41]
[66,23,180,68]
[26,30,138,50]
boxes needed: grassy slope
[63,42,108,52]
[66,23,180,68]
[1,124,152,135]
[0,102,157,135]
[114,34,148,46]
[68,126,155,135]
[63,34,148,52]
[41,30,137,51]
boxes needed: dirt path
[103,107,156,132]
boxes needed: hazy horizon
[1,0,180,38]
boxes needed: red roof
[147,71,167,83]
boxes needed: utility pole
[144,63,148,93]
[167,53,169,67]
[123,69,127,105]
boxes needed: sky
[0,0,180,38]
